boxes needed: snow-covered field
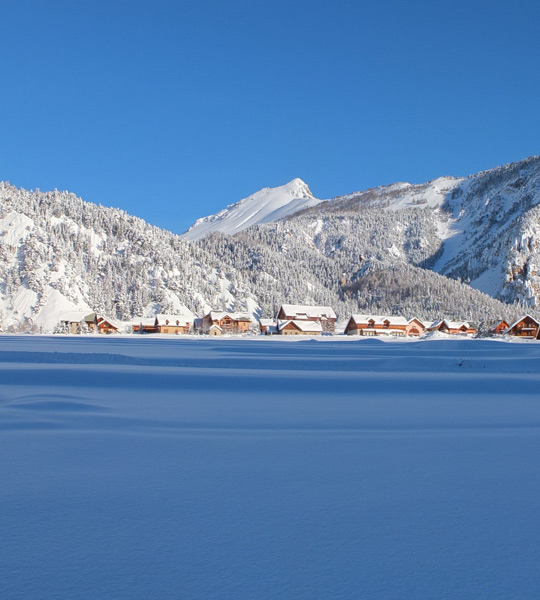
[1,336,540,599]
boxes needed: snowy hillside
[182,156,540,307]
[286,156,540,306]
[324,176,464,212]
[0,183,266,331]
[432,157,540,304]
[1,157,540,332]
[182,178,322,240]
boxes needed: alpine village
[54,305,540,341]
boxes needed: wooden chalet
[202,311,251,334]
[97,317,119,334]
[58,311,98,334]
[155,314,191,335]
[406,318,427,337]
[491,320,510,335]
[58,311,118,335]
[132,318,159,334]
[277,304,337,333]
[344,314,410,336]
[428,320,477,335]
[132,314,192,334]
[278,320,323,335]
[506,315,540,339]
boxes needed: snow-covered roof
[428,320,473,330]
[279,319,323,333]
[209,311,251,322]
[408,317,428,327]
[507,314,540,330]
[259,318,276,326]
[350,314,409,326]
[443,320,472,329]
[97,317,120,329]
[156,314,192,325]
[58,311,95,323]
[133,318,157,327]
[279,304,336,320]
[490,319,509,328]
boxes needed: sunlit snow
[182,178,323,240]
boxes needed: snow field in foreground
[1,336,540,599]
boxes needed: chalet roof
[507,314,540,330]
[408,317,428,327]
[279,304,336,320]
[443,320,472,329]
[350,314,409,326]
[429,319,474,330]
[134,318,157,327]
[97,317,120,330]
[156,314,192,325]
[58,311,96,323]
[259,318,276,326]
[278,319,323,333]
[208,311,251,322]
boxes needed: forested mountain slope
[1,156,539,332]
[288,156,540,306]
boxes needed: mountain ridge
[181,177,322,240]
[1,156,540,332]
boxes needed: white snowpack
[182,178,324,240]
[10,285,38,317]
[384,177,463,212]
[0,211,35,245]
[469,265,508,297]
[1,336,540,599]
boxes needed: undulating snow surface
[1,336,540,599]
[182,178,323,240]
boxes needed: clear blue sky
[1,0,539,234]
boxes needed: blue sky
[1,1,539,234]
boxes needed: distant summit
[181,178,323,240]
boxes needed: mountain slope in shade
[182,178,323,240]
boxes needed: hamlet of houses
[52,305,540,341]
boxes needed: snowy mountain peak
[281,177,314,197]
[182,178,322,241]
